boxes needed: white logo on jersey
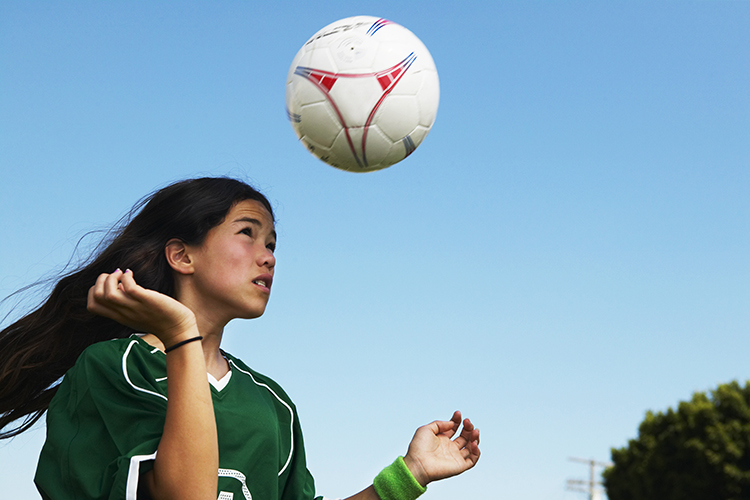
[218,468,252,500]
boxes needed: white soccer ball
[285,16,439,173]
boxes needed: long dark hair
[0,177,274,439]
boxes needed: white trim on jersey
[122,339,168,402]
[228,359,295,477]
[218,468,253,500]
[126,452,157,500]
[208,370,232,392]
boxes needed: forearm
[148,334,218,500]
[341,457,427,500]
[342,485,380,500]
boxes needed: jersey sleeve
[35,338,168,500]
[278,400,324,500]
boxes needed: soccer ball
[285,16,439,173]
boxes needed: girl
[0,177,480,500]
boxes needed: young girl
[0,177,480,500]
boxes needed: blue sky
[1,2,748,499]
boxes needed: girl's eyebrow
[234,217,277,239]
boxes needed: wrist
[158,320,199,348]
[373,456,426,500]
[402,454,429,488]
[165,335,203,353]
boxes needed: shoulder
[75,335,151,368]
[72,336,132,370]
[50,336,167,414]
[69,335,164,385]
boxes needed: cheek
[218,247,254,279]
[199,247,244,281]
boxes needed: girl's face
[184,199,276,325]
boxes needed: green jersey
[35,335,326,500]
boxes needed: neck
[173,283,231,378]
[141,321,229,380]
[199,329,229,379]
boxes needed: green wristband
[373,456,426,500]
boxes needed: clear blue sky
[1,2,748,499]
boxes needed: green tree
[604,381,750,500]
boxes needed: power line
[566,457,613,500]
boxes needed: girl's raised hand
[402,410,481,487]
[87,269,197,346]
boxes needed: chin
[242,313,264,320]
[239,306,267,320]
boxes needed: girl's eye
[240,228,253,237]
[267,242,276,253]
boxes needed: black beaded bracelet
[165,336,203,353]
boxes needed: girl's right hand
[87,269,197,346]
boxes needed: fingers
[458,421,480,448]
[119,268,141,295]
[464,422,480,465]
[451,410,462,426]
[87,269,141,320]
[105,269,125,295]
[468,433,481,463]
[430,412,478,442]
[461,418,477,441]
[431,410,462,439]
[455,420,480,468]
[431,418,460,439]
[88,270,120,314]
[461,439,481,466]
[450,416,481,458]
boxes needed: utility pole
[566,457,613,500]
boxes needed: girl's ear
[165,238,194,275]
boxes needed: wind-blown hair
[0,177,274,439]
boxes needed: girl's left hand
[403,410,481,487]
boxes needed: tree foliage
[604,381,750,500]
